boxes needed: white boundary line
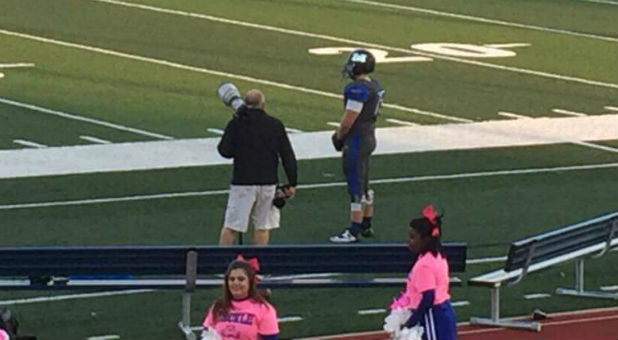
[496,110,617,153]
[605,106,618,111]
[340,0,618,42]
[0,162,615,210]
[0,97,174,140]
[600,285,618,291]
[0,29,465,123]
[91,0,618,89]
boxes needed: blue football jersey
[343,78,384,136]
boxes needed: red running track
[299,307,618,340]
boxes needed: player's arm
[336,106,361,140]
[336,83,367,139]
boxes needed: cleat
[329,229,358,243]
[360,227,375,238]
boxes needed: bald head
[245,89,265,109]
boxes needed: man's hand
[331,132,344,151]
[284,186,296,198]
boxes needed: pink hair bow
[422,205,441,237]
[236,254,261,272]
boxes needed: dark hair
[409,210,444,257]
[211,260,267,322]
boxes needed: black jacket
[217,106,297,186]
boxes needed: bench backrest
[504,212,618,272]
[0,243,466,277]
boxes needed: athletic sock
[349,222,363,236]
[361,217,372,229]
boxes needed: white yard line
[579,0,618,4]
[553,108,588,117]
[278,316,304,323]
[206,128,224,135]
[451,301,470,307]
[466,256,507,264]
[13,139,47,148]
[91,0,618,89]
[571,141,618,153]
[1,162,616,210]
[0,98,174,140]
[0,29,464,124]
[523,293,551,299]
[386,118,417,126]
[497,111,532,119]
[285,127,304,133]
[80,135,112,144]
[339,0,618,42]
[484,43,530,49]
[605,106,618,111]
[358,308,386,315]
[0,289,155,305]
[327,122,340,127]
[87,335,120,340]
[0,63,35,68]
[599,285,618,291]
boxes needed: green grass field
[0,0,617,339]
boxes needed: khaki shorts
[223,185,280,233]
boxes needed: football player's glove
[331,132,344,151]
[217,82,245,110]
[342,49,375,79]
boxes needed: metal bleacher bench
[0,243,466,339]
[468,212,618,332]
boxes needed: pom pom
[200,328,222,340]
[383,308,411,335]
[397,325,424,340]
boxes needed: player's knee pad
[361,189,375,205]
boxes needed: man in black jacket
[217,89,297,245]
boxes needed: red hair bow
[236,254,260,272]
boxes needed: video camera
[273,184,292,209]
[217,82,245,111]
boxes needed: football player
[330,49,384,243]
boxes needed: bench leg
[470,286,541,332]
[556,259,618,300]
[177,292,196,340]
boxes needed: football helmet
[342,49,375,78]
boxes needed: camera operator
[216,84,297,245]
